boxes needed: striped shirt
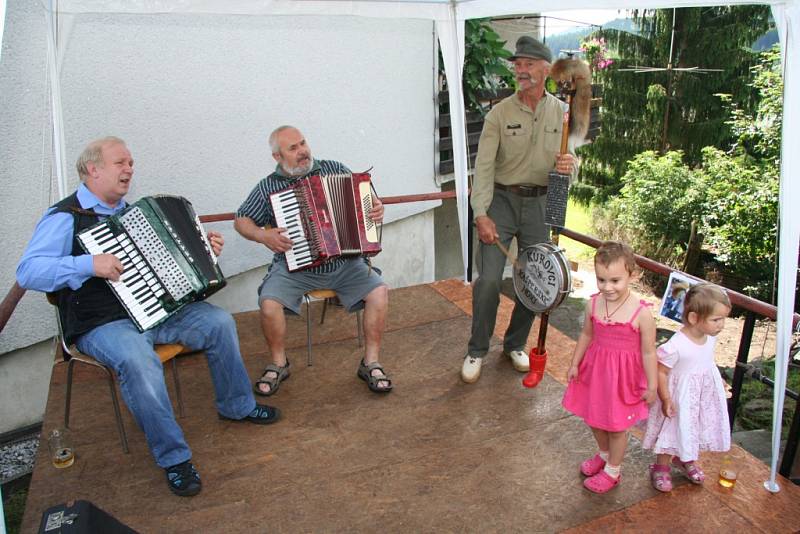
[237,159,349,274]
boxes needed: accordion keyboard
[272,189,314,271]
[76,195,226,332]
[78,221,171,330]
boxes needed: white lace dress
[642,331,731,461]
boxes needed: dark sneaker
[219,403,281,425]
[165,460,201,497]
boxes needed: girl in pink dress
[562,241,658,493]
[643,283,732,492]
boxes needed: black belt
[494,183,548,197]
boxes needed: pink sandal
[672,458,705,484]
[649,464,673,492]
[583,470,620,493]
[580,454,607,476]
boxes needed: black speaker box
[38,500,137,533]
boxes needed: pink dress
[562,295,650,432]
[642,331,730,461]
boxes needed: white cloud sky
[541,9,628,36]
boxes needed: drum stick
[494,241,519,269]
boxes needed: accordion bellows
[77,195,226,331]
[270,171,381,272]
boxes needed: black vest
[50,192,129,345]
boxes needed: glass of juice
[718,455,737,489]
[48,428,75,469]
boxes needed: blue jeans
[76,301,256,468]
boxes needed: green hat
[508,36,552,63]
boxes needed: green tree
[595,47,782,301]
[440,18,514,112]
[700,146,778,296]
[577,6,772,201]
[719,46,783,167]
[701,46,782,298]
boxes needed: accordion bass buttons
[358,181,378,243]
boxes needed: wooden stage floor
[21,281,800,532]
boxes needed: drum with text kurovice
[512,242,572,313]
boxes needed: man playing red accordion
[235,126,392,395]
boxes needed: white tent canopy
[17,0,800,491]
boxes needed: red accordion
[269,171,382,272]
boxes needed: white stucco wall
[1,1,438,356]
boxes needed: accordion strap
[67,206,102,217]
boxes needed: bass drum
[512,242,572,313]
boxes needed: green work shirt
[470,91,578,219]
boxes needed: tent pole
[45,0,68,200]
[766,3,800,494]
[437,2,469,283]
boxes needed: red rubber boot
[522,348,547,388]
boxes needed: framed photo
[660,272,698,323]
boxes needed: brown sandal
[357,359,393,393]
[254,360,291,396]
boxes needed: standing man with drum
[461,36,578,384]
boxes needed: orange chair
[47,293,186,453]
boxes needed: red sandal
[649,464,673,492]
[580,454,607,476]
[584,470,620,494]
[672,458,705,484]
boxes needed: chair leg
[102,365,129,454]
[64,359,76,429]
[171,357,185,418]
[305,294,313,367]
[320,297,329,325]
[356,310,364,348]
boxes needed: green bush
[700,147,778,296]
[602,150,706,263]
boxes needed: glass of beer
[48,428,75,469]
[718,455,737,489]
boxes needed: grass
[560,199,596,266]
[2,485,27,534]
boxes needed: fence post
[728,312,757,430]
[780,393,800,481]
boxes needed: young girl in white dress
[642,283,732,492]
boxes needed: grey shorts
[257,258,386,315]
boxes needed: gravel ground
[0,435,39,484]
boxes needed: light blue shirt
[16,184,127,292]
